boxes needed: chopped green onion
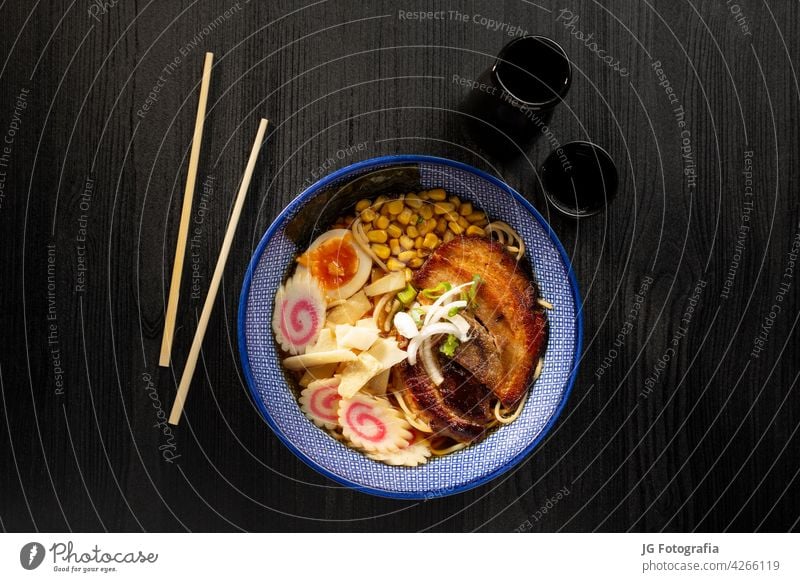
[421,281,452,299]
[465,274,483,305]
[448,304,464,317]
[440,334,460,357]
[416,215,425,225]
[397,284,417,306]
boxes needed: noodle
[493,392,528,424]
[383,299,402,333]
[392,389,433,433]
[486,221,525,260]
[537,298,554,310]
[430,441,468,456]
[532,357,544,381]
[351,218,389,271]
[372,293,393,327]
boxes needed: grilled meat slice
[413,235,547,406]
[400,360,493,442]
[450,313,504,389]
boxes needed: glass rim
[492,35,573,110]
[540,141,618,218]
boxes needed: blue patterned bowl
[238,155,582,498]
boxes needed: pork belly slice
[400,361,493,443]
[413,236,548,406]
[450,312,504,389]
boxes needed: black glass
[539,141,618,217]
[462,36,572,158]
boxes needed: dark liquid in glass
[461,36,572,159]
[495,37,572,106]
[540,142,618,217]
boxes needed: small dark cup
[462,36,572,158]
[539,141,618,217]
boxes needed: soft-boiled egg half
[296,229,372,300]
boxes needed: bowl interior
[239,156,580,498]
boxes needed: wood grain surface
[0,0,798,532]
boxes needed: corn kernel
[372,244,390,260]
[419,205,434,220]
[419,190,430,200]
[459,202,473,216]
[466,211,486,223]
[397,208,413,225]
[414,235,423,249]
[380,204,392,216]
[398,250,417,263]
[399,235,415,250]
[386,199,404,215]
[443,211,460,223]
[362,223,372,232]
[375,215,390,230]
[422,233,439,249]
[449,196,461,208]
[458,216,469,229]
[443,230,455,243]
[436,218,447,234]
[374,195,388,208]
[360,208,377,223]
[387,223,403,239]
[418,248,431,257]
[387,258,405,271]
[405,268,414,282]
[367,230,388,243]
[466,225,486,236]
[428,188,446,201]
[405,194,423,209]
[389,239,401,255]
[355,199,371,212]
[406,225,419,238]
[433,202,455,214]
[408,257,424,268]
[448,221,464,235]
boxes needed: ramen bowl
[238,155,582,498]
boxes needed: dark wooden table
[1,0,798,532]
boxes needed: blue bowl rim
[237,154,583,499]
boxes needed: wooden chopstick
[168,118,270,425]
[160,52,215,367]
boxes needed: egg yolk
[298,235,359,291]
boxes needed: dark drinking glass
[540,141,618,217]
[462,36,572,158]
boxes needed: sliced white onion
[447,313,471,337]
[419,339,444,386]
[393,311,419,339]
[407,322,466,365]
[423,282,474,327]
[422,321,469,342]
[425,300,467,327]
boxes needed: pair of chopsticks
[159,51,269,425]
